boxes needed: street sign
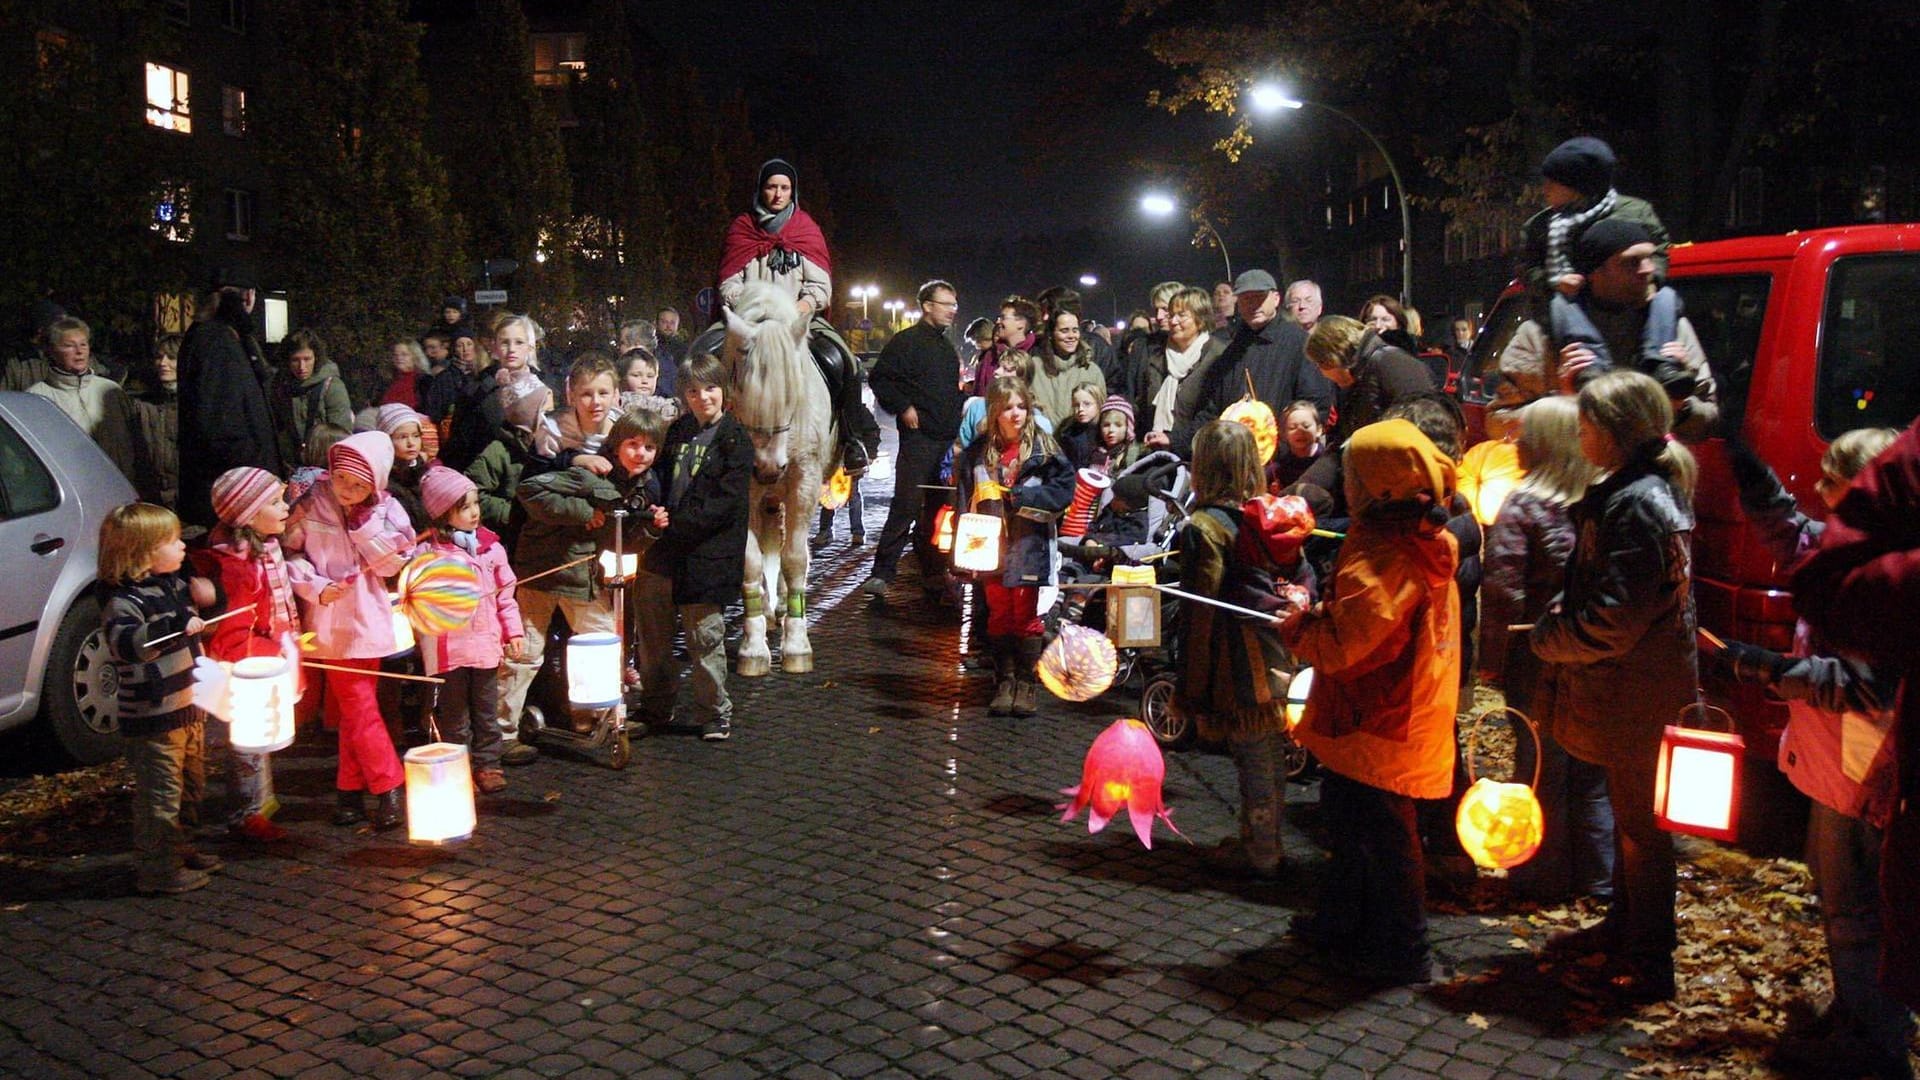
[695,287,716,316]
[859,318,872,331]
[474,289,509,305]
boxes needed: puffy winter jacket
[419,529,524,673]
[283,432,415,660]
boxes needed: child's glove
[1707,640,1789,686]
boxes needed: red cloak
[717,208,832,283]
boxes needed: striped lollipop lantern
[1059,468,1112,539]
[396,553,483,637]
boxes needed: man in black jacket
[1171,269,1335,457]
[178,276,284,527]
[862,280,965,602]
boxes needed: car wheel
[1140,673,1190,748]
[44,592,121,764]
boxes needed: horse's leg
[780,469,814,674]
[737,484,773,677]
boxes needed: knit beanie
[210,467,284,528]
[328,435,383,490]
[1572,218,1654,277]
[376,403,425,436]
[420,465,476,522]
[1099,394,1136,441]
[1540,136,1617,201]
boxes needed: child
[1529,369,1698,1006]
[604,409,671,696]
[638,354,753,741]
[101,503,221,894]
[1477,397,1613,904]
[1054,382,1103,469]
[466,379,556,557]
[1281,418,1461,985]
[548,351,622,467]
[1269,400,1323,491]
[1177,421,1315,879]
[191,468,302,842]
[1092,394,1143,476]
[284,431,416,831]
[417,466,526,795]
[29,315,138,481]
[1714,428,1908,1074]
[378,403,433,531]
[953,352,1053,460]
[618,347,680,423]
[952,377,1075,717]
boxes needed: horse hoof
[737,654,772,677]
[782,653,814,674]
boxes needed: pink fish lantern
[1058,717,1183,849]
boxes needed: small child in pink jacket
[416,466,525,794]
[284,431,415,831]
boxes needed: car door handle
[30,535,66,555]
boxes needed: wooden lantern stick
[148,604,257,648]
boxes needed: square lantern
[227,654,297,754]
[567,631,624,709]
[1106,564,1161,648]
[933,505,956,553]
[951,512,1003,573]
[404,742,475,846]
[1654,708,1745,842]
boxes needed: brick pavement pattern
[0,429,1645,1078]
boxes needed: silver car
[0,392,139,762]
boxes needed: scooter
[520,509,634,770]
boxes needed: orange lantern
[1458,439,1525,527]
[1455,706,1544,870]
[933,505,957,553]
[1222,395,1279,466]
[952,512,1003,573]
[1057,717,1184,849]
[818,467,852,510]
[1654,703,1744,842]
[1105,564,1161,648]
[1036,623,1119,702]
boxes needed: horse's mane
[727,280,806,337]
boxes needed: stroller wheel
[1280,731,1314,780]
[1140,673,1190,747]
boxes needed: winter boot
[1011,637,1044,717]
[988,638,1017,716]
[371,788,404,832]
[332,789,367,827]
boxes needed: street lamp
[1078,273,1117,324]
[1249,82,1412,308]
[1139,192,1233,282]
[883,299,903,331]
[853,284,878,322]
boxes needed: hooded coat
[177,295,284,524]
[283,432,416,660]
[1281,419,1461,799]
[272,359,355,468]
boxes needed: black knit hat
[1540,136,1617,201]
[1572,218,1653,277]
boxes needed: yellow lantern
[404,742,475,846]
[1284,666,1314,731]
[566,632,623,709]
[227,654,297,754]
[952,512,1003,573]
[388,593,415,656]
[598,549,639,581]
[1036,623,1120,702]
[1654,703,1744,842]
[1106,564,1161,648]
[1458,439,1525,527]
[933,505,957,553]
[1222,395,1279,465]
[1455,706,1545,870]
[819,467,853,510]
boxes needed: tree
[566,0,665,340]
[252,0,466,385]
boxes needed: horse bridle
[729,344,792,439]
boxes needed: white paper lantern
[567,631,623,708]
[952,512,1003,573]
[404,742,475,846]
[1285,667,1314,731]
[388,592,415,656]
[227,654,296,754]
[598,549,639,581]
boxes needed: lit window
[225,188,254,241]
[153,183,192,243]
[145,62,190,133]
[222,85,246,136]
[531,33,587,87]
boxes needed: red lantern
[1059,468,1112,539]
[1654,703,1744,842]
[1057,718,1184,849]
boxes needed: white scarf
[1151,332,1209,432]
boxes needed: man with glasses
[864,280,967,603]
[1284,279,1325,332]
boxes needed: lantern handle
[1460,705,1541,792]
[1675,699,1736,735]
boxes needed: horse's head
[722,284,811,486]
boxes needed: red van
[1461,224,1920,842]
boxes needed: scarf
[1546,188,1619,281]
[718,158,831,282]
[211,530,299,638]
[1151,333,1210,433]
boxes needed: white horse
[721,280,838,675]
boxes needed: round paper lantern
[1222,395,1279,465]
[395,553,482,636]
[819,467,852,510]
[1459,439,1526,527]
[1454,706,1545,870]
[1059,469,1113,539]
[1037,623,1120,702]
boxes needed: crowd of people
[9,142,1914,1076]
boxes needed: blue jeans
[1805,802,1910,1055]
[1508,726,1614,902]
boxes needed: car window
[0,415,61,521]
[1667,273,1770,431]
[1816,254,1920,440]
[1462,291,1531,400]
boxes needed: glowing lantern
[404,742,475,846]
[1459,439,1525,527]
[1454,706,1544,869]
[388,593,416,656]
[1057,717,1184,849]
[1036,623,1120,702]
[1059,468,1112,539]
[566,631,623,709]
[1284,666,1314,731]
[395,553,483,636]
[1222,394,1279,465]
[1106,564,1161,648]
[819,467,852,510]
[1654,703,1744,842]
[226,653,298,754]
[933,505,956,553]
[952,512,1003,573]
[598,549,639,581]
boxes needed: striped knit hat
[420,465,476,522]
[376,403,425,436]
[327,437,379,490]
[210,467,284,528]
[1099,394,1135,441]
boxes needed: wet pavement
[0,433,1646,1079]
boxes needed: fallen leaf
[542,790,561,803]
[867,727,882,734]
[1465,1013,1490,1030]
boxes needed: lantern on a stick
[1654,703,1744,842]
[1284,666,1314,731]
[598,549,639,581]
[952,512,1003,573]
[404,741,475,846]
[1106,564,1160,647]
[1059,468,1112,539]
[1037,623,1119,702]
[819,467,852,510]
[933,505,956,553]
[1057,717,1183,849]
[566,632,623,709]
[1455,706,1544,870]
[226,653,298,754]
[395,554,483,636]
[1222,396,1279,466]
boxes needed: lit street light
[1078,273,1117,324]
[1249,82,1412,308]
[1139,192,1233,282]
